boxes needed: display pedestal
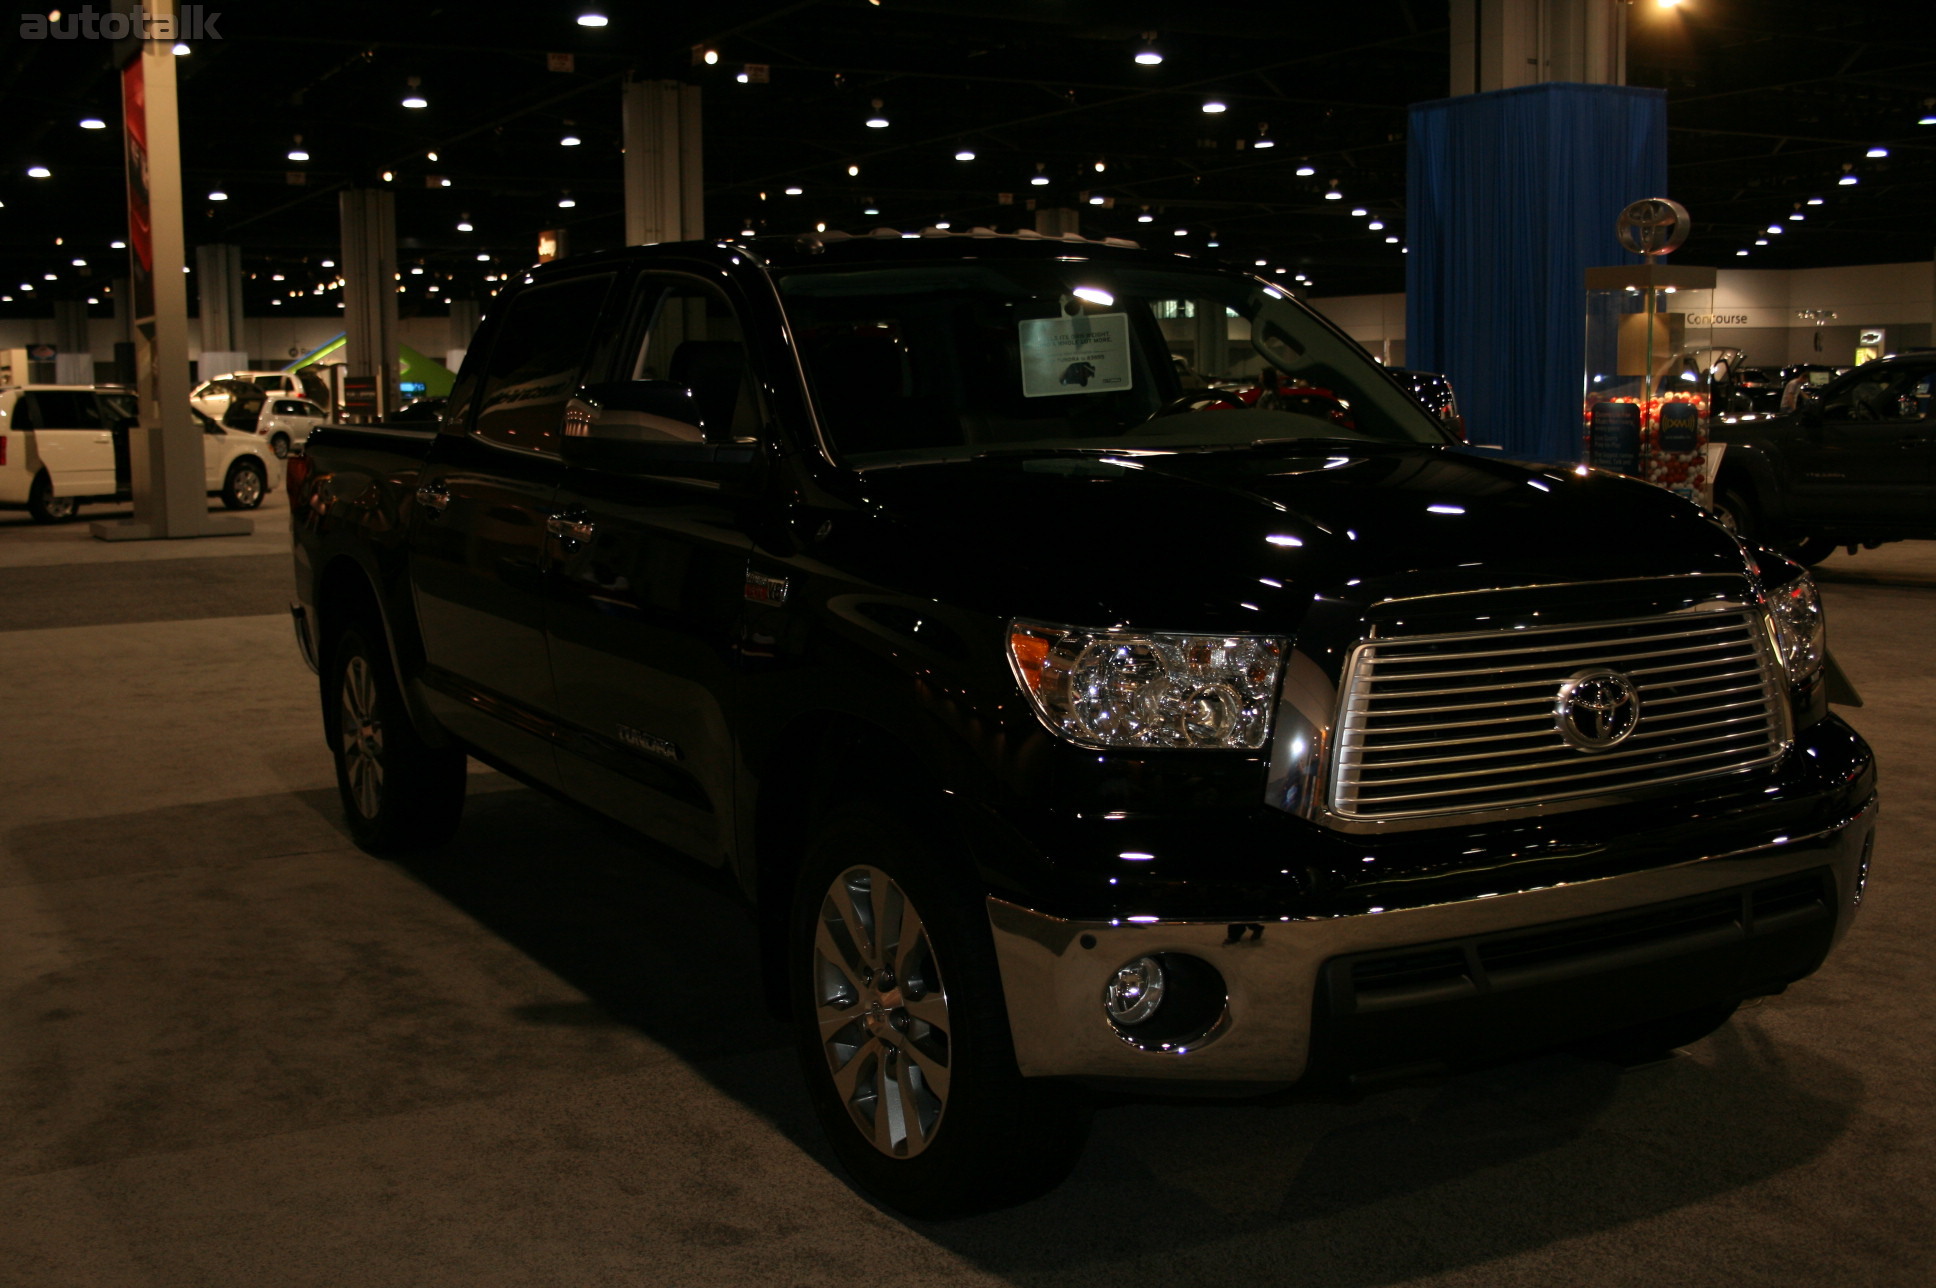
[1583,263,1719,508]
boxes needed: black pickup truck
[291,231,1875,1217]
[1712,352,1936,563]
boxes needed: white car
[256,396,330,458]
[0,384,284,522]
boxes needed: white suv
[0,384,284,523]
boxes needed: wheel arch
[313,552,454,748]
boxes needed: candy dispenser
[1583,263,1719,508]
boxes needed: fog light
[1103,956,1166,1025]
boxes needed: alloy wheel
[233,465,264,507]
[339,654,384,819]
[811,864,953,1158]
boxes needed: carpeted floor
[1,498,1930,1286]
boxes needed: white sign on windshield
[1018,313,1133,398]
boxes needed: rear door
[18,391,115,495]
[407,267,622,784]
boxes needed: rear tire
[27,473,78,523]
[221,458,267,509]
[326,624,467,855]
[790,802,1088,1218]
[271,433,292,459]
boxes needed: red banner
[122,54,154,317]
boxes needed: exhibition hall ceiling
[1,0,1930,316]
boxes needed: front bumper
[988,793,1874,1085]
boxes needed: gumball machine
[1583,199,1718,509]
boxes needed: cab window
[472,272,617,453]
[576,276,761,444]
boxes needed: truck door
[407,269,620,785]
[17,390,115,496]
[542,272,763,863]
[1787,360,1936,523]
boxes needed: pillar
[94,1,248,542]
[622,79,703,246]
[1449,0,1626,96]
[110,276,137,384]
[1034,207,1080,237]
[339,188,399,421]
[195,242,246,376]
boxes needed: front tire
[791,803,1088,1218]
[27,472,79,523]
[326,625,467,855]
[221,458,266,510]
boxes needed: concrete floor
[1,493,1931,1286]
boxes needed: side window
[96,393,139,426]
[12,392,40,430]
[297,400,326,418]
[271,399,304,416]
[472,272,616,452]
[579,276,761,444]
[24,391,103,429]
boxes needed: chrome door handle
[415,478,450,516]
[546,510,595,543]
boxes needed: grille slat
[1330,607,1786,821]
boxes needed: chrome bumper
[987,796,1875,1083]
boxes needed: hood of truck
[838,441,1752,632]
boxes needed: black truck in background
[290,232,1875,1217]
[1712,352,1936,564]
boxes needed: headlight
[1007,620,1285,750]
[1764,566,1826,684]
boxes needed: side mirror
[574,380,706,443]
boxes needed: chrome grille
[1331,607,1788,822]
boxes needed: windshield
[774,259,1446,466]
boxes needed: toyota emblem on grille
[1555,670,1641,750]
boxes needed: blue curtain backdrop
[1406,83,1667,461]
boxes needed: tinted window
[13,391,103,430]
[581,276,761,444]
[272,399,307,416]
[776,262,1443,465]
[97,392,139,425]
[472,272,616,452]
[251,375,284,391]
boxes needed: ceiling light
[427,151,439,162]
[1767,224,1783,234]
[1755,238,1769,245]
[576,8,608,25]
[1350,207,1367,217]
[1866,146,1888,158]
[560,133,581,147]
[1173,227,1188,236]
[1134,32,1162,65]
[557,195,576,208]
[862,206,880,215]
[1031,163,1049,186]
[1807,196,1824,205]
[28,165,52,178]
[476,253,489,262]
[1324,190,1342,201]
[1368,220,1385,230]
[735,72,749,83]
[208,188,227,201]
[409,266,424,275]
[79,117,105,130]
[1088,194,1105,205]
[1201,98,1227,114]
[271,273,286,281]
[1274,267,1286,275]
[1838,174,1858,186]
[847,163,860,176]
[703,47,719,65]
[1385,236,1400,244]
[44,273,56,280]
[954,148,975,161]
[288,148,309,162]
[784,186,804,196]
[935,221,951,229]
[457,216,473,231]
[1136,212,1153,223]
[814,221,827,233]
[402,77,427,109]
[71,258,85,267]
[866,98,889,128]
[1253,137,1274,149]
[741,227,757,236]
[1789,212,1803,221]
[1206,239,1219,247]
[1072,286,1115,307]
[111,240,125,249]
[171,41,189,55]
[1296,163,1315,176]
